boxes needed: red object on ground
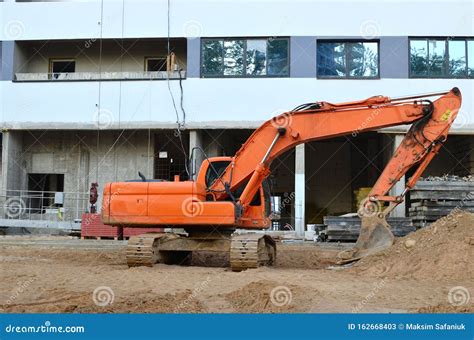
[81,213,163,239]
[81,213,119,238]
[123,227,164,238]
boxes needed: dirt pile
[352,212,474,280]
[223,279,317,313]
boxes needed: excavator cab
[196,157,272,229]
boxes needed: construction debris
[322,216,415,242]
[409,178,474,228]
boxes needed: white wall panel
[1,0,472,41]
[1,78,472,132]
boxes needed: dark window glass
[51,60,75,73]
[223,40,244,76]
[50,59,75,80]
[201,38,289,77]
[267,38,289,76]
[317,41,378,78]
[317,42,345,76]
[202,40,224,76]
[205,161,230,187]
[246,39,267,75]
[410,40,428,76]
[146,58,167,72]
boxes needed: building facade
[0,0,473,233]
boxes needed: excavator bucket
[337,215,394,264]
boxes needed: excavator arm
[208,87,462,260]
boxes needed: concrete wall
[1,130,154,212]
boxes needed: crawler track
[126,232,276,271]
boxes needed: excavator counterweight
[102,88,462,270]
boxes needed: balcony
[13,38,187,82]
[15,71,186,82]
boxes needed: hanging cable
[167,0,189,178]
[96,0,105,184]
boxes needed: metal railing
[15,70,186,82]
[0,189,89,222]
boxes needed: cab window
[205,161,230,187]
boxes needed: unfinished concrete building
[0,0,473,235]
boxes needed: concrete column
[294,144,305,237]
[189,130,204,180]
[389,134,406,217]
[1,130,25,195]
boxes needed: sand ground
[0,231,471,313]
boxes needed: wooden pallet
[81,235,119,240]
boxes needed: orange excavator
[102,88,462,271]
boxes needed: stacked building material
[322,216,415,242]
[408,176,474,228]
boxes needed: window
[205,161,230,187]
[317,41,379,78]
[27,174,65,214]
[201,38,289,77]
[410,38,474,78]
[49,59,75,79]
[145,57,167,72]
